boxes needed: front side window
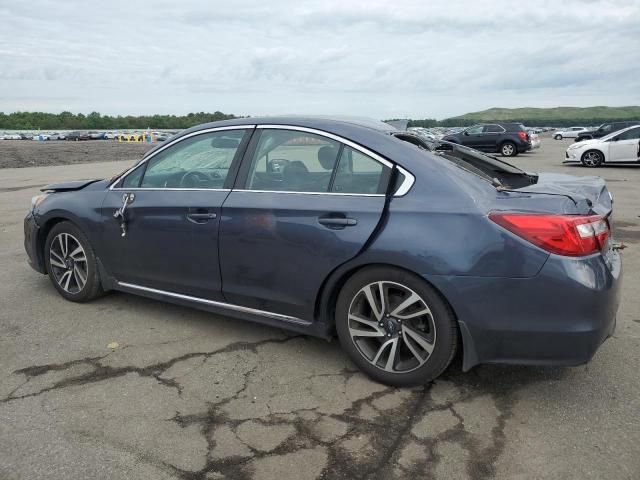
[121,129,247,189]
[246,129,341,192]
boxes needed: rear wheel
[44,221,103,302]
[581,150,604,167]
[554,134,562,140]
[500,141,517,157]
[335,267,458,387]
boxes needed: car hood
[572,138,600,146]
[41,179,102,192]
[519,172,612,216]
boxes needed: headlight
[31,193,48,211]
[568,143,581,150]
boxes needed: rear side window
[484,124,504,133]
[245,129,390,194]
[332,146,390,194]
[246,130,340,192]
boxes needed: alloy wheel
[501,143,515,156]
[582,151,602,167]
[347,281,437,373]
[49,233,88,294]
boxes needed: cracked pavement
[1,140,639,479]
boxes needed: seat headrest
[318,145,338,170]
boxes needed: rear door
[480,124,505,149]
[608,127,640,162]
[219,126,403,320]
[101,127,252,300]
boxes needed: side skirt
[113,281,332,340]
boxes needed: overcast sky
[1,0,638,119]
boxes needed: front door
[608,127,640,162]
[219,127,394,320]
[101,128,252,300]
[462,125,485,149]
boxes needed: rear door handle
[318,215,358,229]
[187,208,217,224]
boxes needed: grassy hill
[446,106,640,125]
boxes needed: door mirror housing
[463,131,469,136]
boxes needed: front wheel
[500,141,518,157]
[554,134,562,140]
[581,150,604,167]
[335,267,458,387]
[44,221,104,302]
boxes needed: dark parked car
[65,131,91,141]
[24,117,621,386]
[442,122,531,157]
[575,121,640,142]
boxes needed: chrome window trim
[232,189,384,197]
[254,124,415,197]
[117,281,309,325]
[109,125,256,191]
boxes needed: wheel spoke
[69,245,86,262]
[73,265,87,290]
[58,234,68,257]
[49,250,66,269]
[390,292,429,319]
[60,270,73,291]
[372,338,398,371]
[402,325,435,355]
[349,313,381,330]
[363,282,385,321]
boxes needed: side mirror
[611,137,619,142]
[463,131,469,136]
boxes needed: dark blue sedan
[24,117,621,386]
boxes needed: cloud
[0,0,638,118]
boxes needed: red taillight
[517,131,528,141]
[489,213,609,256]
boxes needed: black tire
[581,150,604,168]
[44,221,104,302]
[335,266,458,387]
[499,141,518,157]
[554,134,562,140]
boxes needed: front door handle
[318,214,358,229]
[187,208,217,224]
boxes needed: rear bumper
[24,211,45,274]
[428,249,622,370]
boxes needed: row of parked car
[0,131,175,141]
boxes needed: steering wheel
[179,170,216,188]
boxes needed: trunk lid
[518,172,612,217]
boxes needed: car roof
[143,116,399,159]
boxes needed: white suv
[553,127,588,140]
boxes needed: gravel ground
[0,140,155,169]
[0,137,639,480]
